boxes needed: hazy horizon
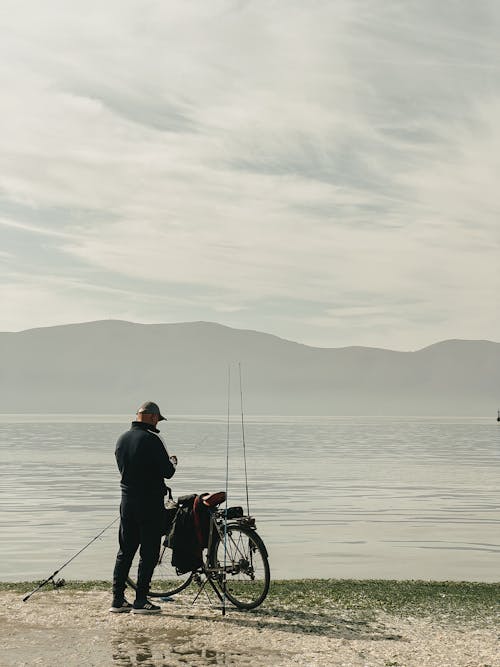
[1,320,498,416]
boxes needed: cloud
[0,1,499,348]
[0,217,74,238]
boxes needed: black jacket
[115,421,176,501]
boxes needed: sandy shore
[1,585,498,667]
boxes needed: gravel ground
[1,588,499,666]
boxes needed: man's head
[136,401,167,426]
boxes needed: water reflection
[112,631,152,665]
[111,630,228,666]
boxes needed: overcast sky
[1,1,499,350]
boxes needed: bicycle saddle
[200,491,226,507]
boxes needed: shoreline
[2,580,498,666]
[4,578,499,609]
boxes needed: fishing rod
[22,515,119,602]
[222,363,231,617]
[220,361,251,616]
[238,362,250,517]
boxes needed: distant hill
[1,320,499,415]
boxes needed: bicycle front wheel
[127,543,193,598]
[209,524,270,610]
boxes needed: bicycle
[127,494,270,610]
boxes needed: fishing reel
[52,578,65,589]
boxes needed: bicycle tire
[127,543,194,598]
[208,524,270,610]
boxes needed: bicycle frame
[127,502,270,609]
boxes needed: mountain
[1,320,499,415]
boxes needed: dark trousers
[112,495,163,601]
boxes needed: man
[110,401,177,614]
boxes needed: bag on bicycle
[167,494,207,574]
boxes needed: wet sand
[1,587,498,666]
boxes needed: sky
[1,1,499,350]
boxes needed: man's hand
[169,455,178,466]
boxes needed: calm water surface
[0,415,498,581]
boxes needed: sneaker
[109,598,133,613]
[131,599,161,614]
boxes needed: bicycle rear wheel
[127,543,193,598]
[208,524,270,610]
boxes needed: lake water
[0,415,499,582]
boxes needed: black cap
[137,401,167,421]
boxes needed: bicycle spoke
[210,525,270,609]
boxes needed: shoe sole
[131,608,161,614]
[109,608,132,613]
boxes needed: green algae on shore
[4,578,498,619]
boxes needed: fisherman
[110,401,177,614]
